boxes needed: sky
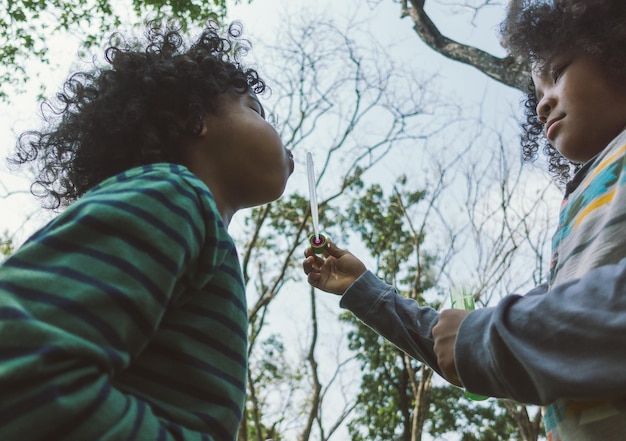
[0,0,524,244]
[0,1,557,439]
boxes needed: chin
[271,183,289,201]
[556,146,587,165]
[249,184,289,207]
[561,150,600,165]
[557,136,611,164]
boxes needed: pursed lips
[286,149,295,174]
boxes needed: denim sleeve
[456,259,626,405]
[340,270,443,377]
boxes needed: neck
[215,199,234,226]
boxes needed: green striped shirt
[0,163,247,440]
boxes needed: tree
[337,160,548,441]
[1,231,15,260]
[0,180,43,259]
[389,0,529,92]
[234,9,459,440]
[234,6,556,438]
[0,0,244,101]
[339,178,439,441]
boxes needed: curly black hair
[10,20,266,209]
[500,0,626,184]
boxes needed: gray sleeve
[339,271,443,377]
[456,257,626,405]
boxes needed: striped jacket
[543,129,626,440]
[340,129,626,441]
[0,163,247,440]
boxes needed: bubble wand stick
[307,152,328,253]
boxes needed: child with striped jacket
[303,1,626,440]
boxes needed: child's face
[188,90,294,212]
[532,55,626,164]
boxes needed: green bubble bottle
[450,285,488,401]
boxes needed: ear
[183,115,209,138]
[199,119,208,137]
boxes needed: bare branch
[399,0,529,91]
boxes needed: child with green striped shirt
[1,20,293,441]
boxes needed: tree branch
[401,0,529,91]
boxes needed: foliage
[338,176,530,440]
[240,335,293,441]
[428,388,525,441]
[346,182,418,274]
[338,177,432,440]
[0,0,246,100]
[343,316,421,441]
[0,231,14,259]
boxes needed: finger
[304,246,315,258]
[303,254,324,272]
[302,255,315,274]
[307,272,321,287]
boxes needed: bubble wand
[307,152,328,253]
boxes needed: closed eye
[246,94,266,119]
[552,61,570,83]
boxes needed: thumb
[323,238,347,258]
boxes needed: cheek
[243,123,289,175]
[252,124,285,160]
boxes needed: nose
[536,94,555,124]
